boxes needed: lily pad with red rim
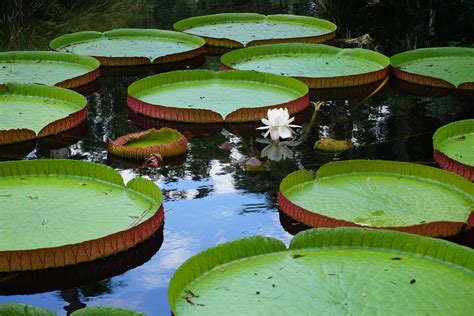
[107,127,188,159]
[278,160,474,237]
[50,28,206,67]
[127,69,309,123]
[168,227,474,315]
[220,43,390,88]
[0,159,164,272]
[433,119,474,181]
[173,13,337,48]
[0,83,87,145]
[391,47,474,90]
[0,51,100,88]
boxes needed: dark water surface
[0,1,473,315]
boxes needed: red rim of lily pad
[433,119,474,181]
[127,70,309,123]
[173,13,337,48]
[391,47,474,90]
[0,83,88,145]
[220,43,390,88]
[107,128,188,159]
[0,51,100,88]
[0,227,163,295]
[50,29,206,67]
[278,160,474,237]
[0,160,164,272]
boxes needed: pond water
[0,1,473,315]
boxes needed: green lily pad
[168,228,474,315]
[434,119,474,167]
[433,119,474,181]
[107,128,188,159]
[278,160,474,237]
[0,51,100,88]
[220,43,390,88]
[0,83,87,145]
[0,159,163,272]
[127,70,309,123]
[50,29,205,66]
[71,306,145,316]
[173,13,336,47]
[0,303,55,316]
[391,47,474,89]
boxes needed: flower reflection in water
[257,138,301,162]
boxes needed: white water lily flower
[257,108,301,140]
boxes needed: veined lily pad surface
[169,228,474,315]
[221,43,390,88]
[127,70,309,123]
[0,303,55,315]
[278,160,474,237]
[391,47,474,89]
[0,51,100,88]
[173,13,336,48]
[0,160,163,272]
[71,306,145,316]
[433,119,474,180]
[108,127,188,159]
[0,83,87,145]
[50,29,206,67]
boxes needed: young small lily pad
[107,128,188,159]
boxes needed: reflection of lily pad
[128,70,309,123]
[0,51,100,88]
[0,83,87,145]
[71,306,145,316]
[107,128,188,159]
[50,29,206,66]
[174,13,336,48]
[169,228,474,315]
[221,43,390,88]
[0,160,164,272]
[433,119,474,181]
[0,303,55,316]
[278,160,474,237]
[391,47,474,89]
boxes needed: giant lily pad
[278,160,474,237]
[0,303,55,316]
[0,159,163,272]
[433,119,474,181]
[173,13,336,48]
[221,43,390,88]
[168,228,474,315]
[107,127,188,159]
[50,29,206,67]
[0,83,87,145]
[0,227,163,295]
[127,69,309,123]
[0,51,100,88]
[391,47,474,89]
[71,306,145,316]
